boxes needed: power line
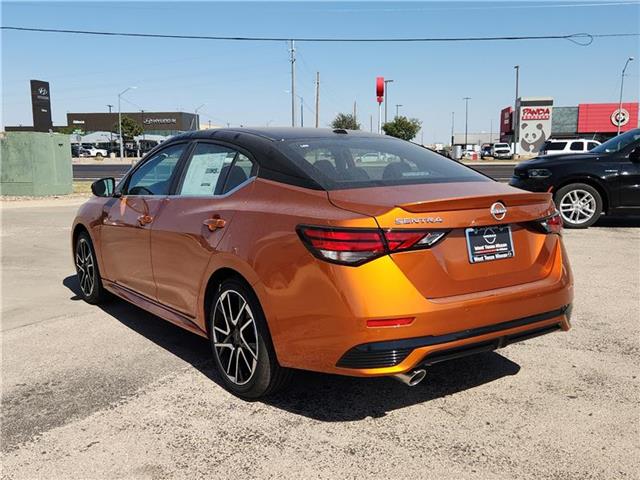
[2,26,638,45]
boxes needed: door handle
[203,217,226,231]
[137,214,153,226]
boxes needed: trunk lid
[328,181,558,298]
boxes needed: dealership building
[66,111,199,136]
[500,98,639,154]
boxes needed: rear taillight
[385,230,446,251]
[532,211,563,234]
[297,226,447,266]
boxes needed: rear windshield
[494,143,509,149]
[280,137,489,189]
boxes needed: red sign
[521,107,551,121]
[577,102,639,133]
[500,106,513,136]
[376,77,384,103]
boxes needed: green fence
[0,132,73,196]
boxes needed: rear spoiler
[399,192,552,213]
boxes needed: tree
[382,116,422,141]
[331,113,360,130]
[113,116,143,139]
[57,125,82,135]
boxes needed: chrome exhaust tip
[392,369,427,387]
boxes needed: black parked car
[510,128,640,228]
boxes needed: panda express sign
[521,107,551,121]
[517,97,553,154]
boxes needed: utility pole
[395,104,402,118]
[451,111,455,147]
[513,65,520,155]
[139,109,144,157]
[463,97,471,148]
[370,115,373,132]
[300,97,304,127]
[384,79,394,123]
[141,109,145,141]
[290,40,296,127]
[353,101,357,125]
[490,118,493,143]
[315,71,320,128]
[617,56,634,135]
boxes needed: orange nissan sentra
[72,128,573,398]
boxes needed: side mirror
[91,177,115,197]
[629,147,640,163]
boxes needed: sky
[2,0,639,143]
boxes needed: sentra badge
[395,217,443,225]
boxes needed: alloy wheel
[558,189,596,225]
[212,290,259,386]
[75,238,95,297]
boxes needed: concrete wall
[0,132,73,195]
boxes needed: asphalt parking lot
[1,198,639,479]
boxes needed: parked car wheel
[74,232,108,304]
[209,278,292,398]
[95,152,103,159]
[555,183,602,228]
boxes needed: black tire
[208,278,292,399]
[554,183,603,229]
[74,232,109,304]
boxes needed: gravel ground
[1,200,638,479]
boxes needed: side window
[570,141,584,151]
[221,153,256,194]
[126,144,185,195]
[587,142,598,150]
[178,143,256,196]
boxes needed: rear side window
[280,137,488,189]
[570,141,584,151]
[545,142,567,151]
[179,143,256,196]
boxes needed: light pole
[118,86,137,160]
[617,56,634,135]
[190,104,205,130]
[463,97,471,148]
[107,104,113,149]
[395,104,403,118]
[384,79,394,123]
[513,65,520,155]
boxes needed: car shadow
[63,275,521,422]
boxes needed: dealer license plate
[465,225,515,264]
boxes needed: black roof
[161,128,393,191]
[172,127,382,143]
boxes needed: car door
[150,141,258,317]
[100,143,187,299]
[615,144,640,207]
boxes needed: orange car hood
[327,181,551,217]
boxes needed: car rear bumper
[336,305,571,370]
[261,236,573,377]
